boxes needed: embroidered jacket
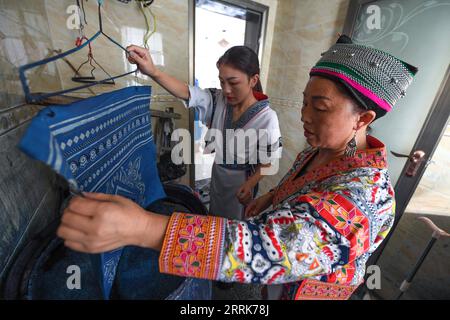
[159,136,395,299]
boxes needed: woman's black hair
[216,46,263,93]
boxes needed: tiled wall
[259,0,350,193]
[0,0,61,108]
[0,0,190,126]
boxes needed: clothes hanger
[19,0,138,104]
[71,35,115,85]
[71,1,114,85]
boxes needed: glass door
[405,119,450,217]
[343,0,450,298]
[193,0,267,204]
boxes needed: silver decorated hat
[310,35,418,119]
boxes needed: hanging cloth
[18,86,166,299]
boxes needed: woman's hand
[237,164,272,207]
[244,192,274,218]
[126,45,190,100]
[126,45,158,78]
[56,192,168,253]
[236,181,254,205]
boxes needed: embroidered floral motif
[173,251,201,276]
[159,213,226,280]
[295,279,358,300]
[178,223,205,252]
[334,207,365,236]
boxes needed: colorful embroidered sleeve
[159,169,395,285]
[159,213,227,280]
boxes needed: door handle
[390,151,410,159]
[391,150,427,177]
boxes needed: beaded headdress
[310,35,418,118]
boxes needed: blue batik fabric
[19,86,166,299]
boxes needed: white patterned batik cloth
[19,86,166,299]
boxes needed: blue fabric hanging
[18,86,166,299]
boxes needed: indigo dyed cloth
[19,86,166,299]
[25,198,211,300]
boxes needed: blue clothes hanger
[19,0,138,103]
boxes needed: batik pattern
[19,86,166,299]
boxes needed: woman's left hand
[236,182,254,205]
[57,192,160,253]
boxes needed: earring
[344,132,357,158]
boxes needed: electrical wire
[81,0,88,25]
[115,0,156,49]
[76,0,88,25]
[139,1,157,49]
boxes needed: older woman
[57,35,418,300]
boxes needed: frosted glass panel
[352,0,450,185]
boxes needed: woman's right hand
[245,192,274,218]
[126,45,190,100]
[126,45,158,78]
[57,192,169,253]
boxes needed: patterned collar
[224,99,270,130]
[273,135,388,206]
